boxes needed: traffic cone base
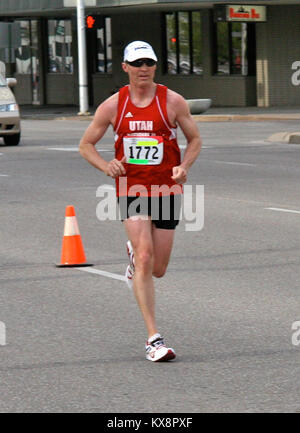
[56,205,93,267]
[56,263,92,268]
[56,263,92,267]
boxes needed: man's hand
[171,165,187,184]
[105,156,127,178]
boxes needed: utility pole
[77,0,90,115]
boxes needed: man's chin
[136,79,152,87]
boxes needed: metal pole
[8,23,12,67]
[77,0,90,115]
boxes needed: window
[14,20,40,104]
[214,22,256,76]
[47,20,73,73]
[165,11,202,75]
[15,21,31,74]
[96,17,112,73]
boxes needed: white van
[0,74,21,146]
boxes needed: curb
[193,114,300,122]
[20,113,300,122]
[21,115,94,121]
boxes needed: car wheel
[3,133,20,146]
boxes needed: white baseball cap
[123,41,158,62]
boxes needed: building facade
[0,0,299,107]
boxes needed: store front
[0,1,299,108]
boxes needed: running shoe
[125,264,134,289]
[125,240,135,289]
[145,333,176,362]
[126,240,135,271]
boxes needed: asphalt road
[0,118,300,413]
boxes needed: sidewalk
[194,106,300,122]
[19,104,300,122]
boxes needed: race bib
[123,136,163,165]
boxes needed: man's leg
[151,194,179,277]
[123,217,157,338]
[152,226,175,278]
[124,217,177,361]
[124,220,176,334]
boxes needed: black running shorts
[118,195,181,230]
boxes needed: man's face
[122,58,157,86]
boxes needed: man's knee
[135,248,153,271]
[152,266,167,278]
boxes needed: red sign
[230,7,259,19]
[227,5,266,22]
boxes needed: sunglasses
[126,58,157,67]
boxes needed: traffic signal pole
[77,0,90,115]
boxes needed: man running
[79,41,202,362]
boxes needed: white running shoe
[126,240,135,270]
[145,333,176,362]
[125,264,133,289]
[125,240,135,289]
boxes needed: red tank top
[114,84,182,197]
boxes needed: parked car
[0,74,21,146]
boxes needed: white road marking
[98,184,115,190]
[48,147,79,152]
[265,207,300,214]
[76,266,126,282]
[47,147,113,152]
[205,159,256,167]
[179,145,209,149]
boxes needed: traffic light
[86,15,104,30]
[86,15,96,29]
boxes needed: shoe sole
[146,349,176,362]
[156,349,176,362]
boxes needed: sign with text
[214,5,267,22]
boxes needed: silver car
[0,74,21,146]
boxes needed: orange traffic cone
[56,205,92,267]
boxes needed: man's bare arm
[168,90,202,183]
[79,93,126,178]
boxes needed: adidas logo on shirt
[125,112,134,118]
